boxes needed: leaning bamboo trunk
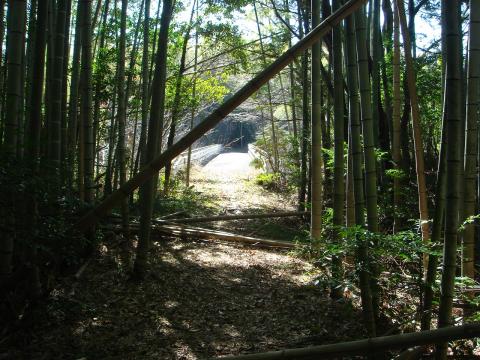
[462,0,480,280]
[73,0,369,233]
[396,0,430,271]
[214,324,480,360]
[436,1,463,358]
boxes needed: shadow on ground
[4,239,366,359]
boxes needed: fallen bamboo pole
[213,324,480,360]
[155,223,297,249]
[73,0,368,233]
[103,222,297,249]
[167,211,308,223]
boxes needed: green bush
[255,172,281,190]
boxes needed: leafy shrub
[255,172,281,190]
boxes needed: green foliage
[254,172,281,190]
[385,168,406,180]
[153,172,219,217]
[253,126,300,193]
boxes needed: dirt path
[190,151,294,213]
[3,152,367,360]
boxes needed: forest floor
[3,151,369,359]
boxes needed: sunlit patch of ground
[188,152,301,241]
[189,152,294,214]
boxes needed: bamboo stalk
[73,0,368,233]
[167,211,308,223]
[213,324,480,360]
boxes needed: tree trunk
[254,0,279,173]
[396,0,430,272]
[136,0,151,179]
[164,0,196,196]
[436,1,463,357]
[331,0,344,299]
[134,0,174,279]
[298,0,309,211]
[310,0,323,244]
[392,0,401,233]
[0,0,26,283]
[23,0,49,299]
[67,2,83,194]
[185,0,199,188]
[116,0,129,242]
[345,10,376,337]
[462,0,479,280]
[80,0,94,207]
[3,0,26,156]
[354,4,380,320]
[48,0,68,176]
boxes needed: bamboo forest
[2,0,480,358]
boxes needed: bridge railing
[172,144,224,172]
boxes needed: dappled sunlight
[11,238,366,359]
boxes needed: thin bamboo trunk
[371,0,381,147]
[80,0,94,206]
[164,0,196,196]
[186,0,199,188]
[60,0,72,182]
[116,0,129,241]
[298,3,309,211]
[310,0,323,244]
[462,0,480,280]
[330,0,344,299]
[392,0,401,233]
[67,2,83,193]
[254,0,279,173]
[136,0,151,179]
